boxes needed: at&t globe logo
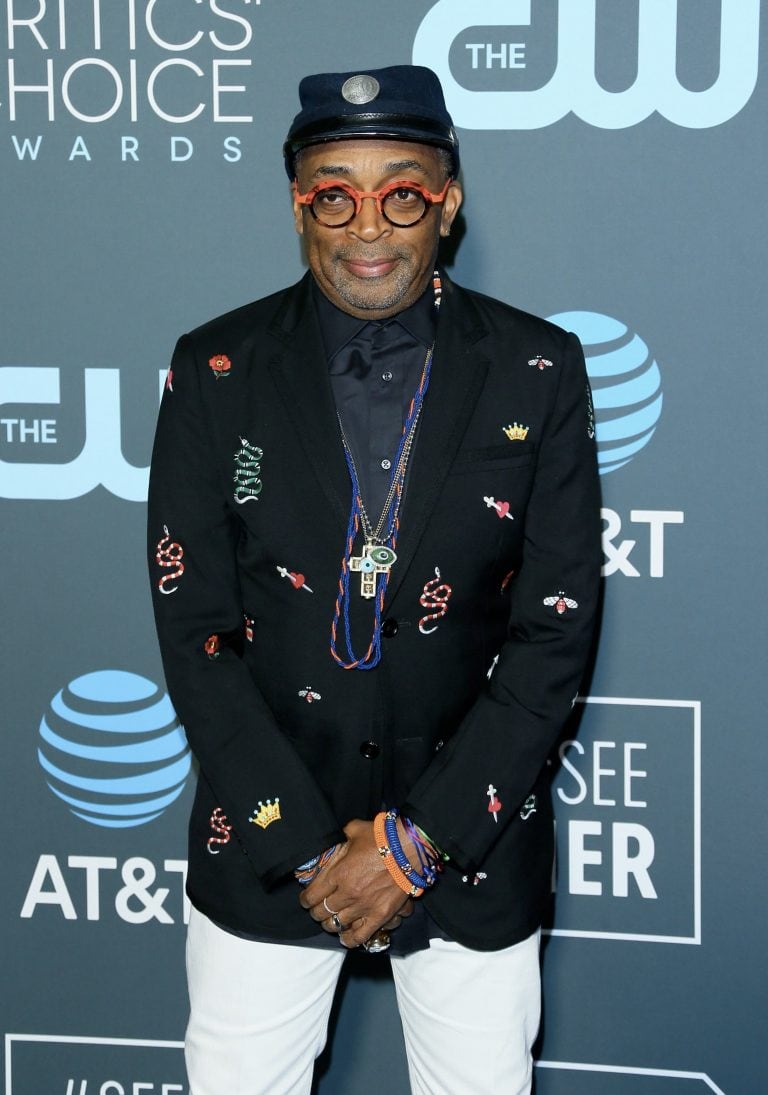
[38,670,191,827]
[547,311,663,475]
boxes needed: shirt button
[381,458,392,471]
[381,370,393,382]
[359,740,380,759]
[382,618,399,638]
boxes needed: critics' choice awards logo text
[413,0,760,129]
[3,0,265,162]
[547,697,701,944]
[547,310,662,476]
[38,670,191,828]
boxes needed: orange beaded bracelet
[373,811,424,898]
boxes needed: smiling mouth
[341,257,399,278]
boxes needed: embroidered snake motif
[418,567,453,634]
[206,807,233,854]
[156,525,184,594]
[233,437,263,504]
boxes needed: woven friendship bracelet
[294,844,338,886]
[373,811,424,897]
[407,819,449,863]
[402,817,444,881]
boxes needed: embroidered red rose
[208,354,231,379]
[204,634,220,658]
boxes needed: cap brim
[284,114,459,176]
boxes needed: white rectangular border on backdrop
[535,1059,724,1093]
[4,1034,185,1095]
[546,696,702,945]
[4,1037,726,1094]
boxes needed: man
[149,65,601,1094]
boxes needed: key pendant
[349,544,397,598]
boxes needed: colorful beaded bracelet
[384,810,436,890]
[373,811,424,897]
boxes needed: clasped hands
[299,818,414,948]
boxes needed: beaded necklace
[329,271,441,670]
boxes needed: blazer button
[359,740,380,759]
[381,618,399,638]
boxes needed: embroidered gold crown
[250,798,281,829]
[503,422,530,441]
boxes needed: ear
[291,182,304,236]
[440,181,462,237]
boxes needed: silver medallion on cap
[341,75,380,105]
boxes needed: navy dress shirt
[314,279,436,521]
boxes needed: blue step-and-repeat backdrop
[2,2,765,1092]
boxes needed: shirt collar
[311,276,437,362]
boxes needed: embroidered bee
[528,356,553,371]
[543,591,578,615]
[298,686,321,704]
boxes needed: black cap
[283,65,459,178]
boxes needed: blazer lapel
[265,275,351,523]
[264,273,491,593]
[385,276,490,606]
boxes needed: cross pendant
[348,543,397,598]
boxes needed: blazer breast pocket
[452,442,537,473]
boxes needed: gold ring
[362,929,391,954]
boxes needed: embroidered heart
[496,501,510,519]
[488,798,502,814]
[291,573,306,589]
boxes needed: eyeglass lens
[311,186,429,227]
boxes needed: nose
[346,195,390,240]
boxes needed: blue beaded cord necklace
[330,271,441,670]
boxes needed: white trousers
[185,906,541,1095]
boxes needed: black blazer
[148,272,601,950]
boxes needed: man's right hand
[299,819,415,947]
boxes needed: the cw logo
[0,366,161,501]
[413,0,760,129]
